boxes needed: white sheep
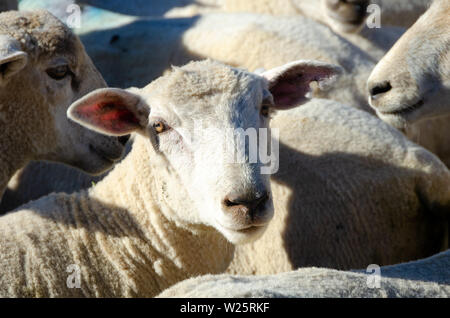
[225,98,449,274]
[0,10,125,202]
[0,59,341,297]
[158,250,450,298]
[367,0,450,167]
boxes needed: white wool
[158,250,450,298]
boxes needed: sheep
[367,0,450,167]
[157,250,450,298]
[0,0,17,12]
[224,97,450,274]
[0,10,126,203]
[0,59,343,297]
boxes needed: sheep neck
[87,135,234,297]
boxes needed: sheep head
[367,0,450,130]
[0,10,126,175]
[68,59,342,244]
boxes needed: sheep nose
[368,81,392,100]
[222,192,269,222]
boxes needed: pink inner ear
[75,98,140,134]
[270,81,310,109]
[269,66,336,109]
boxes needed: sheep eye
[153,121,168,134]
[46,65,70,80]
[260,105,270,117]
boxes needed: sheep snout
[221,192,272,229]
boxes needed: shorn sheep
[226,98,450,273]
[367,0,450,167]
[0,10,126,202]
[0,59,341,297]
[158,250,450,298]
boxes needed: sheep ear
[67,88,149,136]
[0,35,28,85]
[262,60,343,109]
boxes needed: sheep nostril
[223,192,269,212]
[117,135,130,146]
[369,81,392,99]
[223,197,241,208]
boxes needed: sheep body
[158,250,450,298]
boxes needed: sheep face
[68,60,342,244]
[367,0,450,130]
[0,10,125,174]
[322,0,369,33]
